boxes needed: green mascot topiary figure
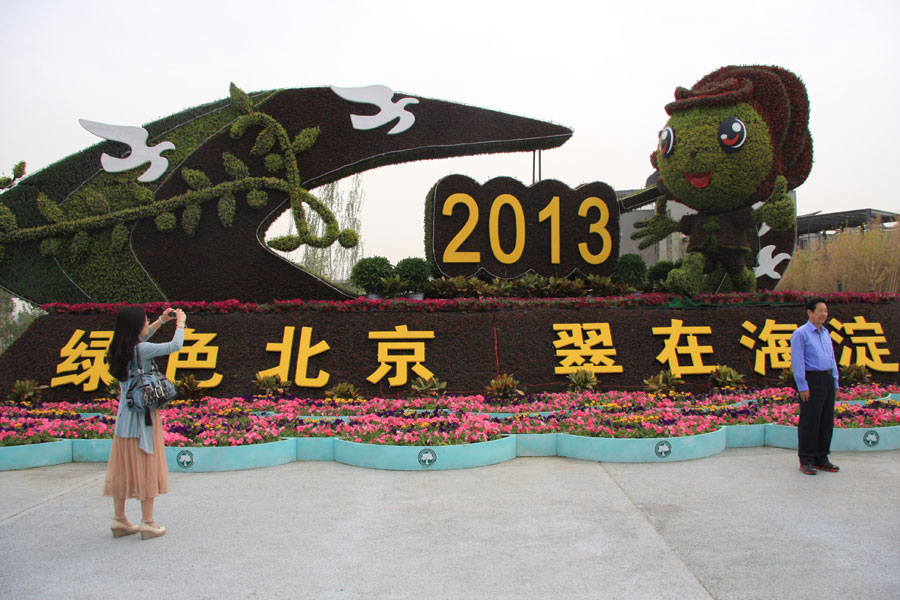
[632,65,813,294]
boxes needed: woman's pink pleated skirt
[102,411,168,500]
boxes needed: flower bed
[1,384,898,451]
[39,290,900,316]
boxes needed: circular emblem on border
[863,430,880,447]
[417,448,437,467]
[176,449,195,469]
[654,440,673,459]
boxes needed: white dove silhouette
[330,85,419,135]
[754,244,792,279]
[79,119,175,182]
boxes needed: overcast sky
[1,0,898,263]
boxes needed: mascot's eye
[718,117,747,153]
[659,126,675,158]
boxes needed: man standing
[790,297,840,475]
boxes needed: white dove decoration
[78,119,175,182]
[330,85,419,134]
[754,244,792,279]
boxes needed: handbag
[126,345,177,425]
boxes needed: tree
[0,290,42,355]
[282,175,365,283]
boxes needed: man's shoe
[799,463,817,475]
[815,460,839,473]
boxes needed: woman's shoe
[139,520,166,540]
[110,517,139,538]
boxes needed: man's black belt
[806,370,832,374]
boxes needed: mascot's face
[657,102,774,213]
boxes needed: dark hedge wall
[2,302,898,401]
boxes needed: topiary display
[632,65,812,294]
[0,84,571,304]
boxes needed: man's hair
[805,297,826,312]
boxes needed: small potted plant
[394,257,431,299]
[349,256,394,298]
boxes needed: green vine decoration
[0,83,359,261]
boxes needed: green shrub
[643,370,683,394]
[666,252,704,296]
[8,379,48,404]
[350,256,394,295]
[394,257,431,293]
[485,373,525,401]
[611,253,647,288]
[647,260,677,286]
[410,376,447,398]
[708,364,747,388]
[252,374,291,396]
[175,373,206,400]
[325,381,363,400]
[583,274,627,296]
[377,275,408,298]
[840,363,870,386]
[567,369,598,393]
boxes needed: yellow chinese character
[51,329,114,391]
[256,326,330,387]
[829,316,899,372]
[367,325,435,386]
[652,319,715,377]
[739,319,798,375]
[552,323,623,374]
[165,328,224,388]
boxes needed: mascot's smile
[685,171,712,189]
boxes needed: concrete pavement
[1,447,899,599]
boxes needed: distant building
[796,208,898,250]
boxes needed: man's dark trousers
[798,371,835,464]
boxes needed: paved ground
[1,447,899,599]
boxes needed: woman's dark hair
[805,297,826,312]
[107,306,147,381]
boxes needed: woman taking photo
[104,305,186,540]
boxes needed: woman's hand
[161,307,176,322]
[174,308,186,328]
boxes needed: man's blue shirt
[790,320,839,392]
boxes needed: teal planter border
[725,424,768,448]
[0,439,72,471]
[166,438,296,472]
[515,433,559,456]
[70,438,113,462]
[2,424,899,471]
[293,436,335,461]
[764,423,900,452]
[558,429,727,463]
[334,436,517,471]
